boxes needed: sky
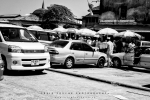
[0,0,99,18]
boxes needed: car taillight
[49,49,59,54]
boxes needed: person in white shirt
[129,40,135,52]
[106,37,114,67]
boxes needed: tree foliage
[42,4,75,29]
[32,8,47,19]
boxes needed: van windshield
[0,28,38,42]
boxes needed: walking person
[128,39,135,52]
[106,37,114,67]
[133,41,141,65]
[115,38,123,53]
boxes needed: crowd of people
[77,35,141,67]
[49,32,142,67]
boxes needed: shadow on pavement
[51,64,98,69]
[52,64,150,74]
[143,84,150,88]
[114,66,150,74]
[4,70,47,76]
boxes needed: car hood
[6,42,45,50]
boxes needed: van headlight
[8,45,22,53]
[44,46,49,52]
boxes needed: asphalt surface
[0,70,140,100]
[48,65,150,92]
[1,65,150,100]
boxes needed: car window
[70,42,82,51]
[143,48,150,54]
[38,31,49,41]
[28,30,40,39]
[82,43,93,52]
[49,40,69,48]
[0,28,38,42]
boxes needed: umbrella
[44,29,57,35]
[78,28,96,37]
[114,30,141,39]
[67,28,77,33]
[97,28,118,35]
[52,26,67,34]
[27,25,44,31]
[66,28,82,35]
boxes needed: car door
[140,48,150,68]
[70,42,84,64]
[123,51,134,66]
[82,43,98,64]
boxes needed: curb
[47,68,150,92]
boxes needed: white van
[0,23,50,72]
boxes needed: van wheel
[112,58,121,68]
[64,57,74,69]
[97,58,105,68]
[1,55,8,73]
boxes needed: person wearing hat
[106,37,114,67]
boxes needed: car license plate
[31,60,39,65]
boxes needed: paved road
[0,66,150,100]
[50,65,150,90]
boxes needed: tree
[42,4,75,29]
[132,12,138,22]
[32,8,47,19]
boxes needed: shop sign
[99,20,136,25]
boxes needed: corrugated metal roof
[0,14,21,18]
[0,23,23,28]
[0,14,40,22]
[11,14,40,21]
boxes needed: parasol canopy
[67,28,77,33]
[97,28,118,35]
[66,28,81,35]
[114,30,142,39]
[78,28,96,36]
[44,29,57,35]
[27,25,44,31]
[52,26,67,34]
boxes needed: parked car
[0,55,4,80]
[28,28,59,46]
[48,40,107,68]
[111,41,150,69]
[0,23,50,72]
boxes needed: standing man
[106,37,114,67]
